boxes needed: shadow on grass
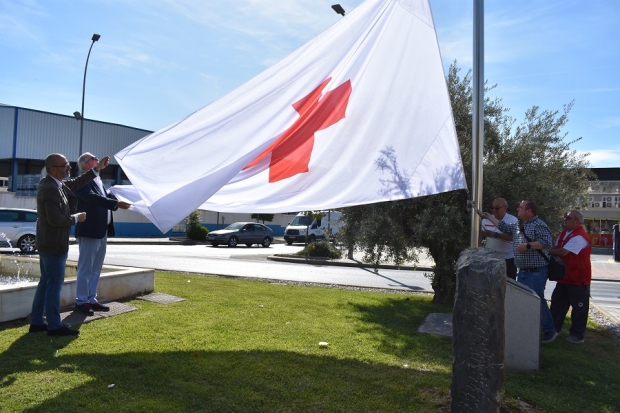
[349,296,452,359]
[0,328,451,412]
[348,297,620,412]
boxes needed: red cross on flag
[112,0,467,233]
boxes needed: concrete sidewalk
[589,247,620,282]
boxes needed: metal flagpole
[470,0,484,248]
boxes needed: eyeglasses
[492,206,505,210]
[52,162,70,168]
[87,156,99,163]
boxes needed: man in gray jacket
[29,153,109,336]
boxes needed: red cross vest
[556,226,592,286]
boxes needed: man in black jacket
[29,153,109,336]
[74,152,130,315]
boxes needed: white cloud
[581,149,620,168]
[596,116,620,130]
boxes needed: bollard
[614,224,620,262]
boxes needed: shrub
[185,210,209,241]
[295,240,342,259]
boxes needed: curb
[267,254,434,271]
[591,302,620,326]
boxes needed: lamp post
[331,4,345,16]
[77,33,101,158]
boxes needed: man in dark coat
[30,153,109,336]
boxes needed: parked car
[0,208,37,253]
[207,222,273,248]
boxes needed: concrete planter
[0,256,154,322]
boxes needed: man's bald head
[45,153,70,179]
[492,197,509,219]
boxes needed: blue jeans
[518,266,555,335]
[76,236,107,305]
[31,251,68,330]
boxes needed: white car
[284,211,343,245]
[0,208,37,253]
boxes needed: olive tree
[339,62,592,305]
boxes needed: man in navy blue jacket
[74,153,131,315]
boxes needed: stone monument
[451,248,505,412]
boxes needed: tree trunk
[430,251,457,306]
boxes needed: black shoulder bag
[520,226,566,281]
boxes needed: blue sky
[1,0,618,167]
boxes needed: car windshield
[224,223,246,231]
[290,216,312,226]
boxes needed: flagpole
[470,0,484,248]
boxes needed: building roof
[590,168,620,181]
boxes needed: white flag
[112,0,467,233]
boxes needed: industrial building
[0,104,150,194]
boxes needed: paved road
[67,243,435,292]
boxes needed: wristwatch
[526,243,531,250]
[494,232,499,239]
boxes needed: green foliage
[251,213,275,223]
[295,240,343,259]
[185,210,209,241]
[340,61,593,304]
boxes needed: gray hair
[570,210,584,224]
[77,153,92,173]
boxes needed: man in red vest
[549,210,592,344]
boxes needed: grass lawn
[1,272,619,412]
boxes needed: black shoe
[91,302,110,312]
[29,324,47,333]
[47,326,79,336]
[75,303,94,316]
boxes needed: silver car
[0,208,37,253]
[207,222,273,248]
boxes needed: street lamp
[77,33,101,157]
[331,4,345,16]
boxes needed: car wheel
[246,243,253,247]
[309,235,316,243]
[227,236,238,247]
[211,243,219,247]
[18,234,36,254]
[261,237,272,248]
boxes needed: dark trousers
[550,283,590,340]
[505,258,517,280]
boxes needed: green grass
[0,272,618,412]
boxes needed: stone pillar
[451,248,505,413]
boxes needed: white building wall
[16,110,81,160]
